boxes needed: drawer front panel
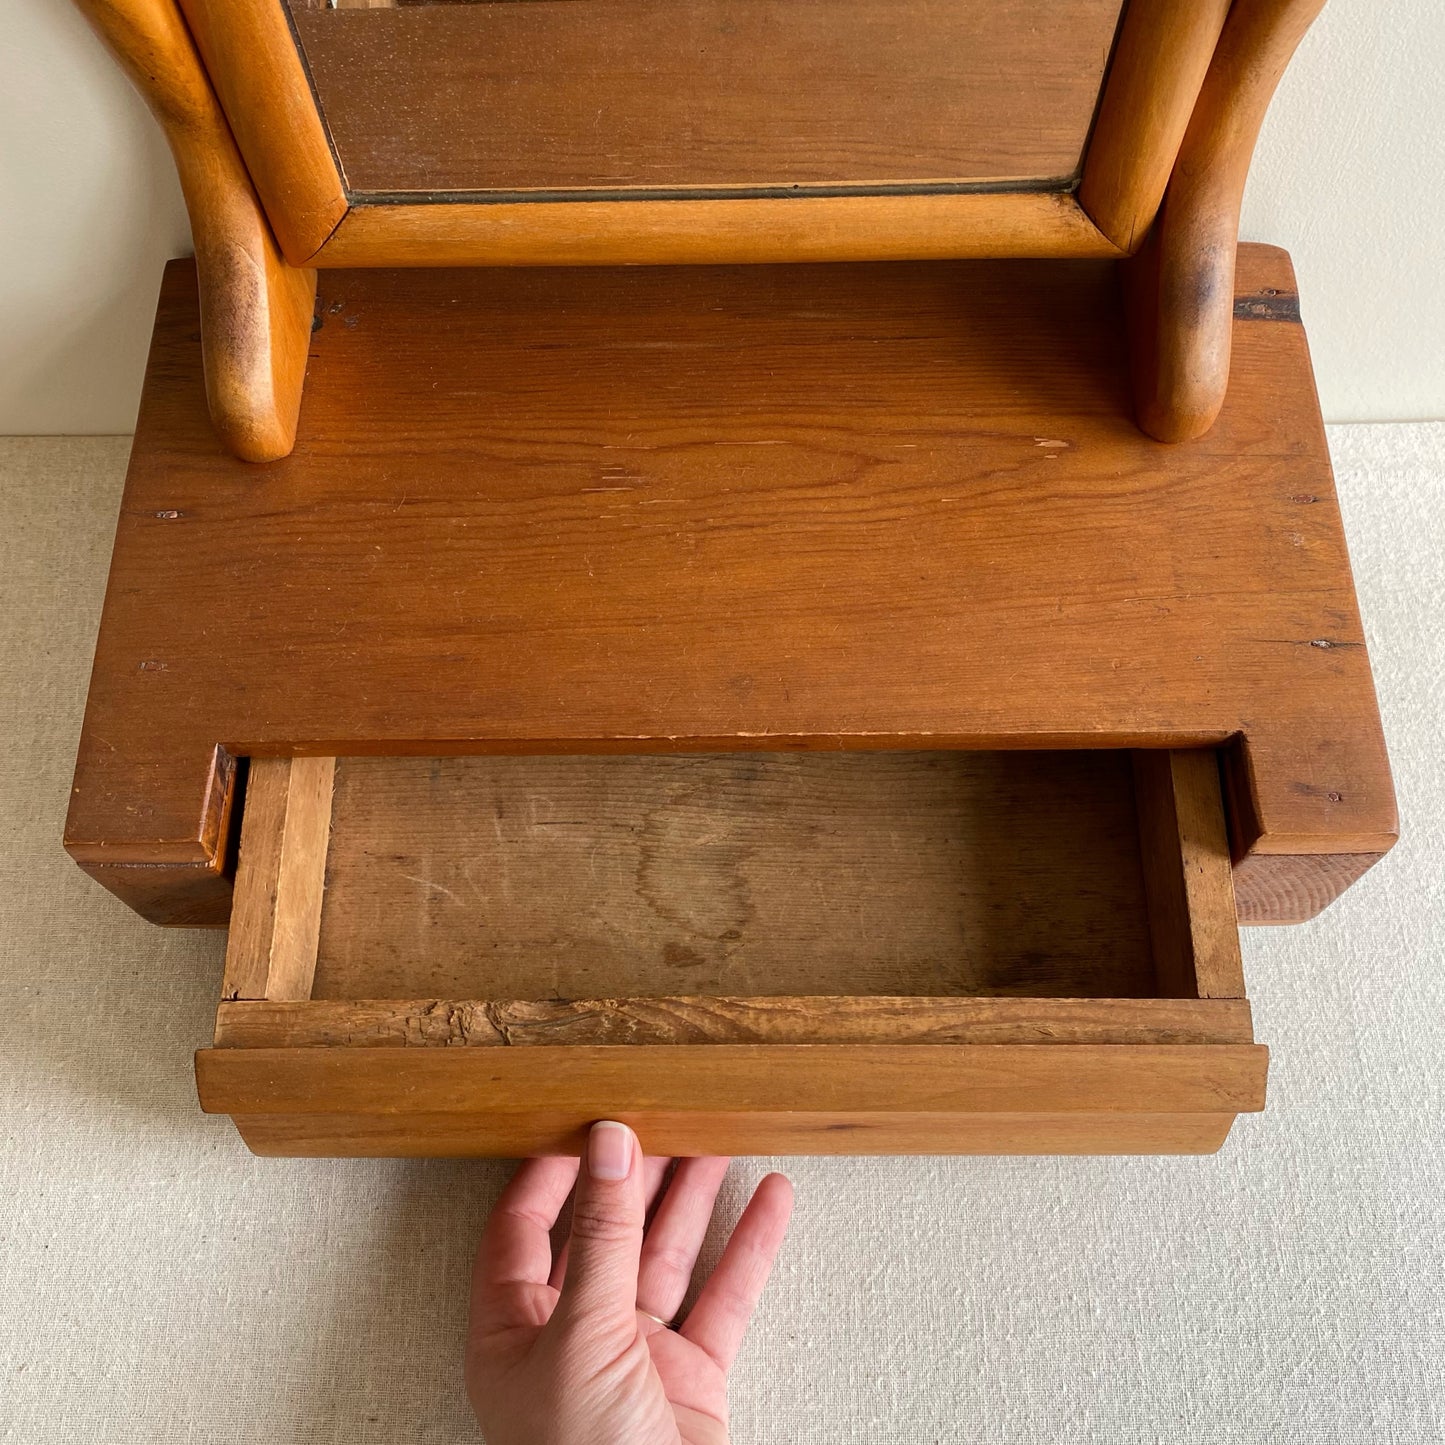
[196,1042,1268,1118]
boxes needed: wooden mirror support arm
[73,0,314,462]
[1123,0,1327,443]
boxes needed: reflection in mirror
[282,0,1126,199]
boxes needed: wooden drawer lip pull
[214,996,1256,1050]
[196,1042,1269,1118]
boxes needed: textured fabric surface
[0,430,1441,1443]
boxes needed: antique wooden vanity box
[70,0,1394,1156]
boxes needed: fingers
[550,1121,646,1333]
[680,1172,793,1373]
[636,1156,731,1324]
[641,1154,674,1221]
[548,1152,672,1291]
[474,1155,581,1297]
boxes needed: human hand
[465,1121,793,1445]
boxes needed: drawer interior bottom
[313,751,1159,1002]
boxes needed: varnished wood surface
[1078,0,1231,251]
[199,1040,1265,1157]
[1127,0,1329,442]
[315,191,1121,268]
[311,752,1157,1001]
[178,0,347,263]
[289,0,1123,195]
[227,1108,1241,1157]
[70,0,315,461]
[214,996,1257,1049]
[195,1041,1269,1117]
[66,247,1395,924]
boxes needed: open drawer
[196,749,1266,1156]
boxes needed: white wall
[2,0,1442,433]
[2,0,188,436]
[1244,3,1445,422]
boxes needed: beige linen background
[1,429,1441,1442]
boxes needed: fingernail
[587,1120,633,1181]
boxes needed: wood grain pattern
[1232,851,1386,925]
[214,996,1257,1049]
[1133,750,1245,999]
[289,0,1123,194]
[66,248,1395,924]
[314,191,1121,268]
[311,752,1158,1001]
[221,756,335,1000]
[195,1042,1270,1117]
[176,0,347,263]
[1079,0,1232,251]
[1127,0,1329,442]
[219,757,292,997]
[227,1108,1242,1157]
[71,0,315,461]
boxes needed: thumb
[552,1121,645,1333]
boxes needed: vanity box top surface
[66,245,1394,930]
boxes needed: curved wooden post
[1128,0,1327,443]
[1079,0,1233,254]
[73,0,315,461]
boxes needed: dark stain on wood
[1233,289,1301,322]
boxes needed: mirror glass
[284,0,1125,201]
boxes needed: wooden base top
[67,246,1394,925]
